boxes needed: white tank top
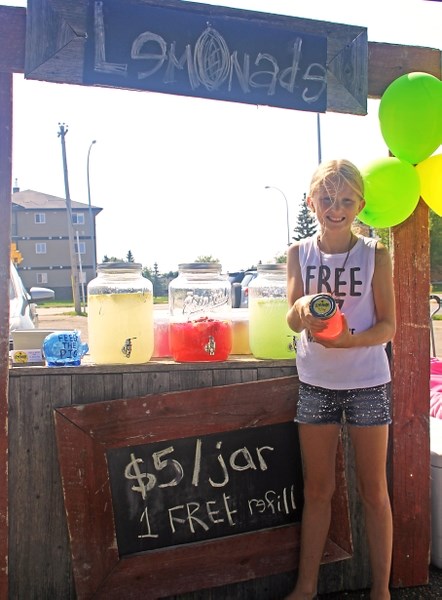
[296,235,391,389]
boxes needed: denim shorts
[296,382,392,427]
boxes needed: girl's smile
[308,180,365,233]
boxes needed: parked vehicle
[231,270,257,308]
[227,271,245,285]
[228,271,245,308]
[9,262,55,346]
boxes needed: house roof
[12,189,102,213]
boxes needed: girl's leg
[286,423,341,600]
[348,425,392,600]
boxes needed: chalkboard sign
[54,376,352,599]
[108,422,303,555]
[84,0,327,112]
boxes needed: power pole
[58,123,82,314]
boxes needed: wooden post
[0,70,12,600]
[390,199,431,586]
[0,9,25,596]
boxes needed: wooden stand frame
[54,376,352,599]
[0,3,440,596]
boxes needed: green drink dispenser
[248,264,298,360]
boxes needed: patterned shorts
[296,382,392,427]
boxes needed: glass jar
[152,313,171,358]
[168,263,232,362]
[248,264,297,359]
[87,262,154,364]
[230,308,251,355]
[309,294,344,340]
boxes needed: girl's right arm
[286,243,325,335]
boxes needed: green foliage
[142,263,178,298]
[372,227,390,248]
[293,193,318,241]
[195,255,220,263]
[142,266,153,280]
[126,250,135,262]
[102,254,124,262]
[274,252,287,264]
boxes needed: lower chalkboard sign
[107,422,303,555]
[54,376,353,599]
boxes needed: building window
[35,213,46,224]
[36,272,48,285]
[35,242,47,254]
[72,213,85,225]
[74,241,86,254]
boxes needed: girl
[285,159,396,600]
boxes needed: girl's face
[308,178,365,234]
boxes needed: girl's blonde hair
[309,159,364,199]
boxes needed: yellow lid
[309,294,337,319]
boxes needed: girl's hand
[312,314,354,348]
[295,294,329,335]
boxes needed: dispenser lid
[178,262,222,272]
[257,264,287,273]
[97,262,142,271]
[310,294,337,319]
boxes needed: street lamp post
[58,123,82,314]
[87,140,97,275]
[265,185,291,247]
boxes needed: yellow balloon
[416,154,442,216]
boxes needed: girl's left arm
[369,241,396,344]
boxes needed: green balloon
[379,72,442,165]
[359,157,421,228]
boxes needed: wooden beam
[0,70,12,600]
[1,6,441,97]
[369,42,442,98]
[390,199,431,587]
[0,6,25,74]
[24,0,369,114]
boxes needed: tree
[142,266,153,280]
[126,250,135,262]
[142,263,175,298]
[102,254,124,262]
[293,193,317,240]
[274,252,287,264]
[152,262,160,296]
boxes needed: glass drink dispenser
[168,263,232,362]
[87,262,154,364]
[248,264,297,360]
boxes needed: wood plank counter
[8,359,369,599]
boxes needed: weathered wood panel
[368,42,442,98]
[390,200,431,586]
[2,5,442,98]
[8,362,371,598]
[0,6,26,73]
[8,373,75,600]
[24,0,368,114]
[0,70,13,600]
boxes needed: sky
[5,0,442,274]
